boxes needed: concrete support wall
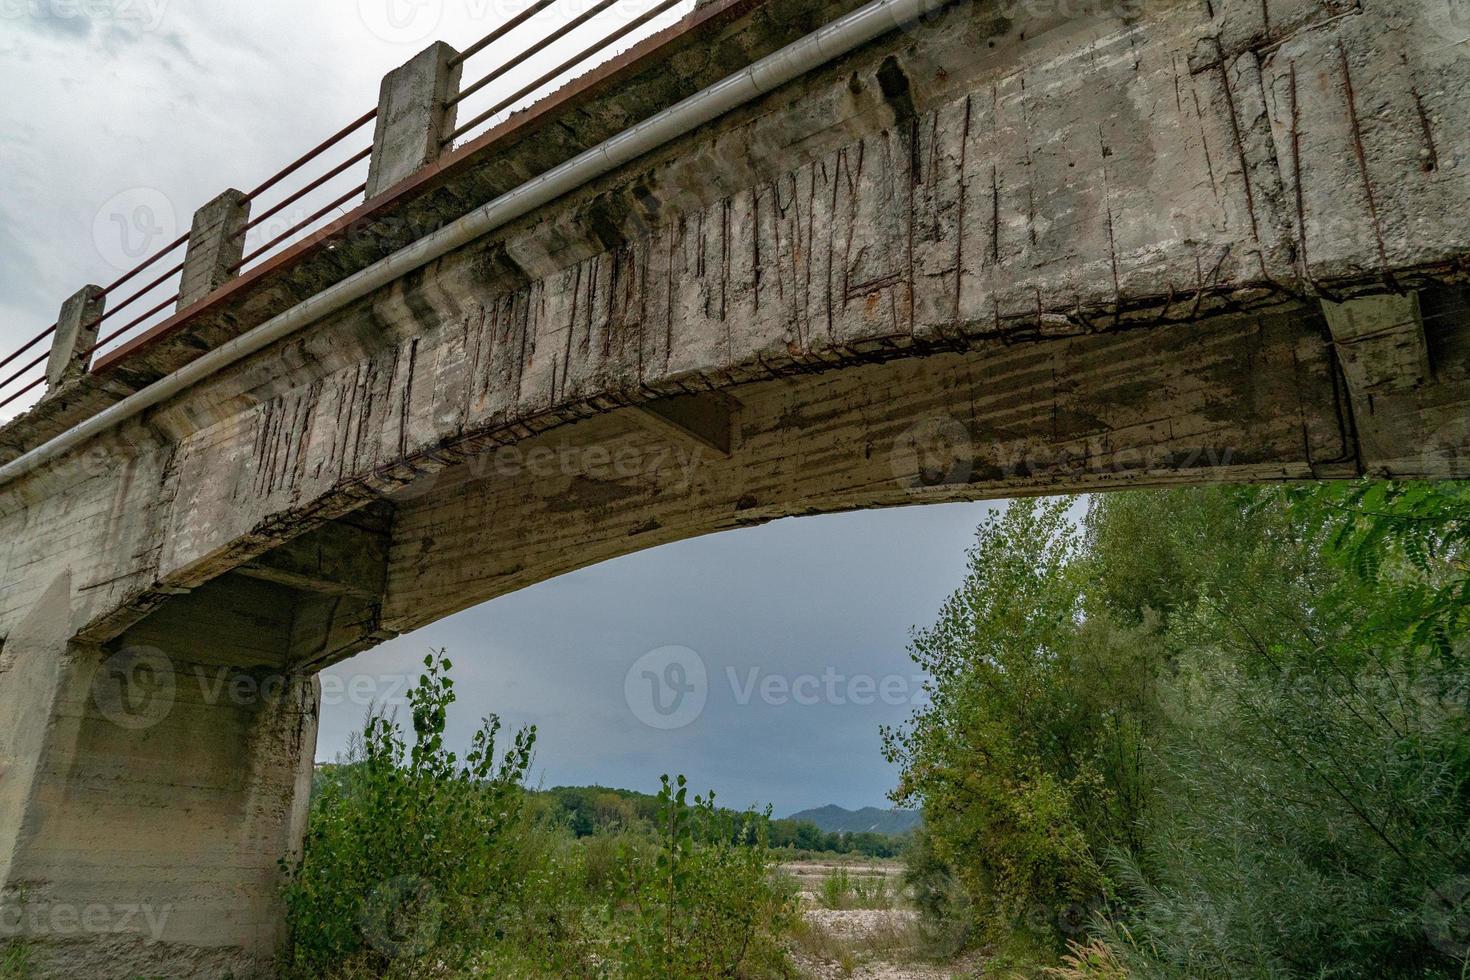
[0,575,319,979]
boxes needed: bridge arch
[1,0,1469,974]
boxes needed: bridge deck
[0,0,834,465]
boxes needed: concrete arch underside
[2,0,1470,973]
[375,303,1356,640]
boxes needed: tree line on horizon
[536,784,909,859]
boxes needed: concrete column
[1321,292,1442,477]
[178,189,251,310]
[44,286,105,390]
[366,41,462,198]
[0,575,320,979]
[1321,292,1431,396]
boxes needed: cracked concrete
[1,0,1469,974]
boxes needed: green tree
[884,498,1163,948]
[1096,484,1470,978]
[281,651,537,975]
[893,484,1470,977]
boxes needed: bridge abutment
[0,575,318,979]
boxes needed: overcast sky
[1,1,1017,816]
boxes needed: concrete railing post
[45,285,106,391]
[178,188,251,310]
[366,41,462,198]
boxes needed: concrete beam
[635,392,741,457]
[1321,292,1444,476]
[234,516,389,600]
[1321,293,1431,397]
[178,189,251,310]
[366,41,462,198]
[44,285,105,390]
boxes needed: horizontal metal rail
[0,350,48,397]
[450,0,686,144]
[101,232,189,296]
[0,376,44,411]
[95,260,186,327]
[450,0,624,110]
[448,0,560,68]
[246,109,377,201]
[231,182,369,273]
[0,324,57,373]
[82,294,181,360]
[235,147,374,241]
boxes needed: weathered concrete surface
[43,287,104,390]
[177,189,251,310]
[2,0,1470,974]
[0,576,319,978]
[366,42,462,198]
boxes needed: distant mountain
[784,805,921,836]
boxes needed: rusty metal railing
[0,0,695,414]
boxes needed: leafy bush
[280,654,797,978]
[281,650,539,976]
[1093,485,1470,978]
[901,827,973,958]
[817,866,891,910]
[891,484,1470,977]
[883,498,1161,947]
[611,776,796,979]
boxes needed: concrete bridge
[0,0,1468,974]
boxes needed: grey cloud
[13,8,94,38]
[8,0,176,43]
[0,210,52,315]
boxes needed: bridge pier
[0,574,319,979]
